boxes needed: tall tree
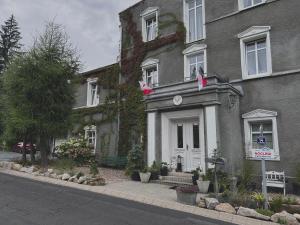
[0,15,22,73]
[3,22,80,168]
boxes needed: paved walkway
[0,168,277,225]
[0,151,23,161]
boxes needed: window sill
[242,72,272,80]
[239,2,266,11]
[185,38,205,45]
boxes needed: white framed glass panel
[146,17,157,41]
[245,38,267,76]
[243,0,263,8]
[187,0,203,42]
[177,124,183,149]
[187,52,204,80]
[144,66,158,87]
[250,121,273,150]
[193,123,200,148]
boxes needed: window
[84,125,97,154]
[183,44,207,81]
[238,26,272,79]
[141,58,159,87]
[177,124,183,149]
[184,0,205,43]
[242,109,280,161]
[141,7,158,42]
[240,0,265,10]
[87,78,99,107]
[193,123,200,148]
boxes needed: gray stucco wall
[73,82,87,108]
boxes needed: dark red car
[12,142,37,154]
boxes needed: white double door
[173,119,201,172]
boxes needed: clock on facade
[173,95,183,106]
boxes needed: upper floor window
[183,44,207,81]
[240,0,265,9]
[238,26,272,80]
[87,78,99,107]
[184,0,205,43]
[141,7,158,42]
[141,58,159,87]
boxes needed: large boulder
[68,175,78,182]
[283,204,300,214]
[204,198,219,210]
[78,176,87,184]
[62,173,71,181]
[86,176,106,186]
[294,214,300,222]
[237,207,270,221]
[12,163,22,171]
[271,211,300,225]
[2,162,13,170]
[215,203,236,214]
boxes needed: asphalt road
[0,173,234,225]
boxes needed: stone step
[151,179,193,187]
[168,172,193,178]
[159,175,193,184]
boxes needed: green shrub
[126,144,144,175]
[252,192,265,208]
[55,136,93,165]
[238,160,255,192]
[270,195,283,213]
[50,158,76,174]
[255,208,274,217]
[219,191,256,209]
[90,161,99,176]
[277,218,287,224]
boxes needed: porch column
[147,112,156,166]
[205,106,218,168]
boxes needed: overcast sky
[0,0,140,72]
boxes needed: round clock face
[173,95,183,106]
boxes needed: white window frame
[183,44,207,81]
[242,109,280,161]
[87,78,99,107]
[183,0,206,43]
[84,125,97,154]
[238,26,272,80]
[141,7,159,42]
[141,58,159,87]
[238,0,266,10]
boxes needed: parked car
[12,142,37,154]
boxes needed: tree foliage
[3,22,80,167]
[0,14,22,73]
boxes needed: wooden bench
[265,171,286,196]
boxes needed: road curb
[0,169,277,225]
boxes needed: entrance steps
[152,172,193,186]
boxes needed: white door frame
[161,109,206,173]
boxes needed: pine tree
[0,15,22,73]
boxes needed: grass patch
[49,158,76,175]
[255,208,274,217]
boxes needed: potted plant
[192,167,201,185]
[160,162,168,176]
[150,161,160,180]
[176,186,198,205]
[139,167,151,183]
[197,174,211,194]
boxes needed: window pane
[189,9,195,41]
[196,53,204,62]
[247,51,257,75]
[254,0,263,4]
[196,5,203,39]
[257,40,266,49]
[257,49,267,74]
[246,42,255,52]
[177,125,183,148]
[243,0,252,7]
[251,121,273,149]
[188,0,195,9]
[196,0,202,6]
[189,55,196,64]
[193,124,200,148]
[190,65,197,79]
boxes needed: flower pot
[131,171,140,181]
[197,180,210,193]
[160,167,168,176]
[139,172,151,183]
[176,189,197,205]
[150,171,159,180]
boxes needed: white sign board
[252,147,275,160]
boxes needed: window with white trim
[238,26,272,80]
[242,109,280,161]
[87,78,99,107]
[141,58,159,87]
[239,0,265,10]
[183,44,207,81]
[84,125,97,154]
[141,8,158,42]
[184,0,205,43]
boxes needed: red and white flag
[197,67,207,91]
[139,81,153,95]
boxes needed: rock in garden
[78,176,87,184]
[283,204,300,214]
[24,166,38,173]
[47,169,54,174]
[215,203,236,214]
[49,173,58,179]
[32,171,40,176]
[20,167,27,172]
[86,176,106,186]
[12,163,22,171]
[57,175,63,180]
[271,211,300,225]
[68,175,77,182]
[204,198,219,210]
[3,162,13,170]
[237,207,270,221]
[62,173,71,181]
[198,198,206,208]
[294,214,300,222]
